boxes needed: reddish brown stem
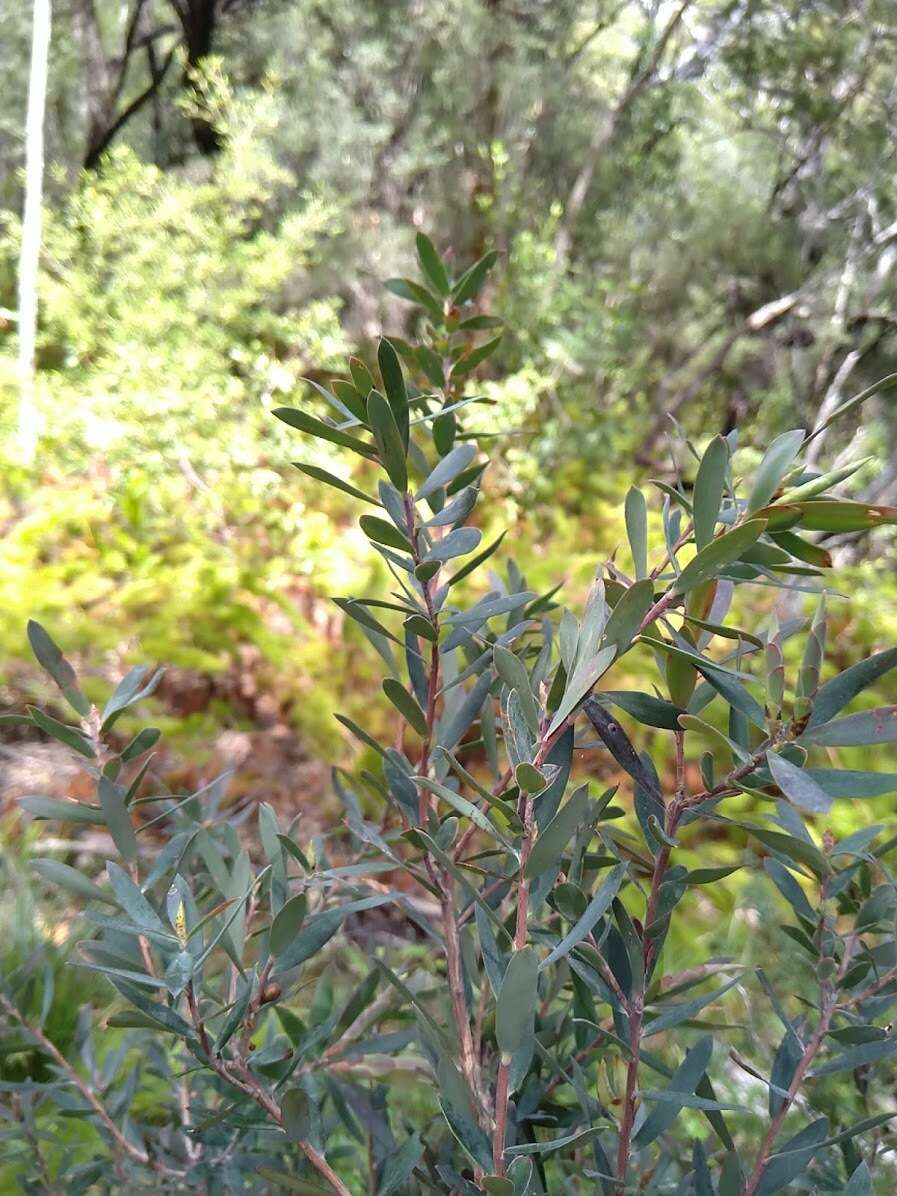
[615,796,683,1190]
[404,497,488,1154]
[0,993,176,1176]
[637,588,682,634]
[742,992,836,1196]
[492,1058,511,1174]
[442,872,487,1118]
[615,999,644,1189]
[184,984,351,1196]
[418,637,440,822]
[847,961,897,1005]
[492,793,536,1174]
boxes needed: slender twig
[616,776,684,1191]
[615,998,644,1190]
[183,983,351,1196]
[405,492,487,1162]
[742,992,836,1196]
[847,961,897,1006]
[492,789,536,1174]
[0,992,178,1177]
[674,730,686,798]
[587,932,632,1010]
[683,733,781,809]
[743,875,841,1196]
[492,1059,511,1174]
[443,871,488,1118]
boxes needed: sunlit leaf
[673,520,767,593]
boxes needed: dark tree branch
[552,0,695,270]
[638,291,803,460]
[84,45,179,169]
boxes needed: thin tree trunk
[180,0,222,155]
[18,0,52,468]
[552,0,694,272]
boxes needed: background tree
[16,0,52,467]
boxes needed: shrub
[6,239,897,1193]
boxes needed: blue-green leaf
[806,648,897,728]
[625,487,648,578]
[496,948,539,1060]
[754,1118,828,1195]
[540,863,627,970]
[635,1036,714,1146]
[416,232,450,295]
[644,975,742,1037]
[694,437,728,549]
[27,620,89,716]
[767,751,832,815]
[801,706,897,747]
[417,443,476,501]
[379,1132,423,1196]
[674,521,767,593]
[748,429,804,513]
[810,1035,897,1077]
[99,776,138,862]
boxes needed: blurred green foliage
[2,3,897,760]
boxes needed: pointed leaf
[367,390,408,491]
[384,276,443,318]
[635,1036,714,1146]
[673,520,767,593]
[452,249,500,303]
[424,526,482,563]
[801,706,897,747]
[272,407,377,458]
[99,776,138,863]
[417,443,477,501]
[540,863,628,970]
[382,679,428,738]
[293,462,379,506]
[20,796,104,824]
[694,437,728,549]
[644,975,742,1037]
[583,698,662,795]
[748,429,804,513]
[416,232,450,294]
[845,1163,871,1196]
[26,620,89,716]
[526,785,591,879]
[754,1118,828,1195]
[493,645,540,736]
[31,859,115,906]
[28,707,94,758]
[625,487,648,578]
[379,1132,424,1196]
[496,947,539,1059]
[377,340,410,448]
[807,648,897,729]
[604,580,654,655]
[360,515,413,554]
[270,893,308,956]
[810,1035,897,1077]
[547,645,616,735]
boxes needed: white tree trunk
[18,0,52,466]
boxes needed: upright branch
[13,239,897,1193]
[0,993,175,1178]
